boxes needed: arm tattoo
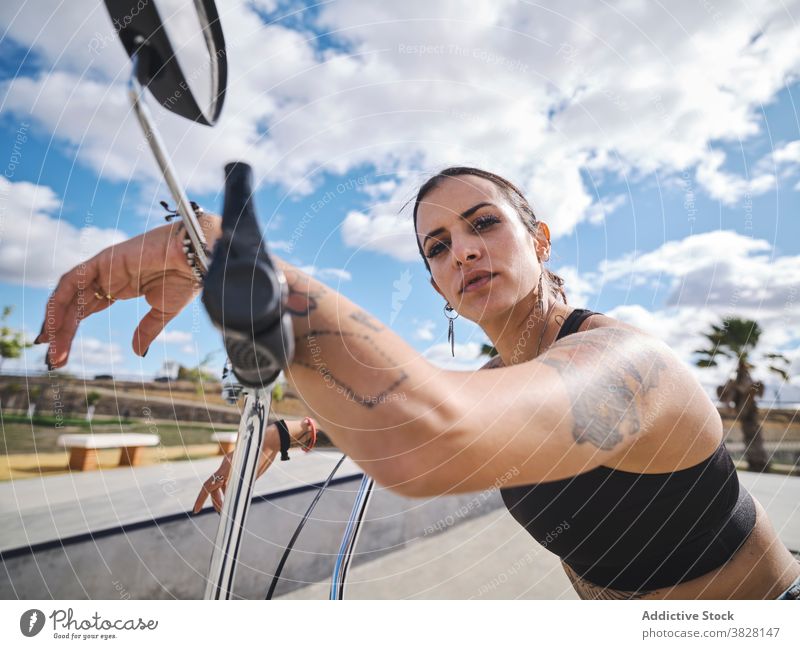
[283,270,327,316]
[539,328,669,450]
[285,285,326,316]
[349,310,384,332]
[562,563,656,600]
[294,329,408,409]
[282,270,405,409]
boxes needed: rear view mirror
[104,0,227,126]
[103,0,230,274]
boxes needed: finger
[131,307,175,357]
[210,488,224,514]
[193,485,211,513]
[35,262,97,344]
[45,295,109,368]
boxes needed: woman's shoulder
[574,310,723,471]
[477,310,650,371]
[573,310,670,353]
[579,311,641,335]
[479,355,505,370]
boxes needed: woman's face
[415,174,549,324]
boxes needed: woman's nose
[451,239,481,266]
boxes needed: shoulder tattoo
[538,328,669,450]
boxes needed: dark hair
[412,166,567,304]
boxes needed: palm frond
[768,366,790,381]
[696,359,718,368]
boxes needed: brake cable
[265,453,347,599]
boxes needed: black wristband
[274,419,290,461]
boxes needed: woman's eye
[473,215,500,231]
[426,216,498,258]
[427,241,447,258]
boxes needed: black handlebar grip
[202,162,294,387]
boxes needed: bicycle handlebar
[202,162,294,387]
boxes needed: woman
[36,167,800,600]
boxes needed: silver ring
[210,474,225,484]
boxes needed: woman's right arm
[38,216,674,496]
[37,215,451,491]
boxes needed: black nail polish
[142,347,149,357]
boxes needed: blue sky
[1,0,799,401]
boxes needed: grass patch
[0,418,237,455]
[0,444,222,482]
[1,413,133,428]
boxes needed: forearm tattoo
[281,271,408,409]
[349,310,384,332]
[539,328,668,450]
[283,269,327,316]
[294,328,408,409]
[285,285,326,316]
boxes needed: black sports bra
[499,309,757,592]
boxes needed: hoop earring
[444,303,459,357]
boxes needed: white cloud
[0,177,127,288]
[5,0,798,254]
[268,240,294,251]
[298,265,352,282]
[423,340,488,371]
[0,2,128,78]
[155,330,193,344]
[553,265,599,308]
[598,230,800,312]
[762,139,800,189]
[71,335,125,371]
[524,152,593,237]
[413,319,436,341]
[341,207,419,262]
[695,149,775,205]
[772,140,800,165]
[597,229,800,400]
[586,194,626,226]
[4,334,125,377]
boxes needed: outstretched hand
[34,222,204,368]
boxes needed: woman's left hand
[193,452,234,514]
[193,427,280,514]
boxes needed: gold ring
[94,291,115,302]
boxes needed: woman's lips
[463,273,496,293]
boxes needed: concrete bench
[57,434,160,471]
[211,432,238,455]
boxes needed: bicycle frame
[203,387,271,599]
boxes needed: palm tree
[695,317,791,472]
